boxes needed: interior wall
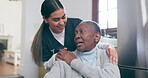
[21,0,43,78]
[61,0,92,20]
[0,0,22,51]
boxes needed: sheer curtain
[118,0,148,77]
[137,0,148,77]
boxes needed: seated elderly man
[44,21,120,78]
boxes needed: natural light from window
[98,0,117,29]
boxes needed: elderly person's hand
[56,49,76,65]
[106,45,118,64]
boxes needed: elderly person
[44,21,120,78]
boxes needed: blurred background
[0,0,147,78]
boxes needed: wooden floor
[0,61,19,76]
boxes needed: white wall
[0,0,22,51]
[21,0,43,78]
[61,0,92,20]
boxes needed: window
[99,0,117,29]
[98,0,117,39]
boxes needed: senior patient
[44,21,120,78]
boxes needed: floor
[0,61,19,76]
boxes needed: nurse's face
[44,9,67,34]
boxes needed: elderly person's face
[74,22,100,52]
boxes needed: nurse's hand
[106,45,118,64]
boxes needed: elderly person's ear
[95,33,101,43]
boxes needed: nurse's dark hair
[41,0,64,19]
[31,0,64,66]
